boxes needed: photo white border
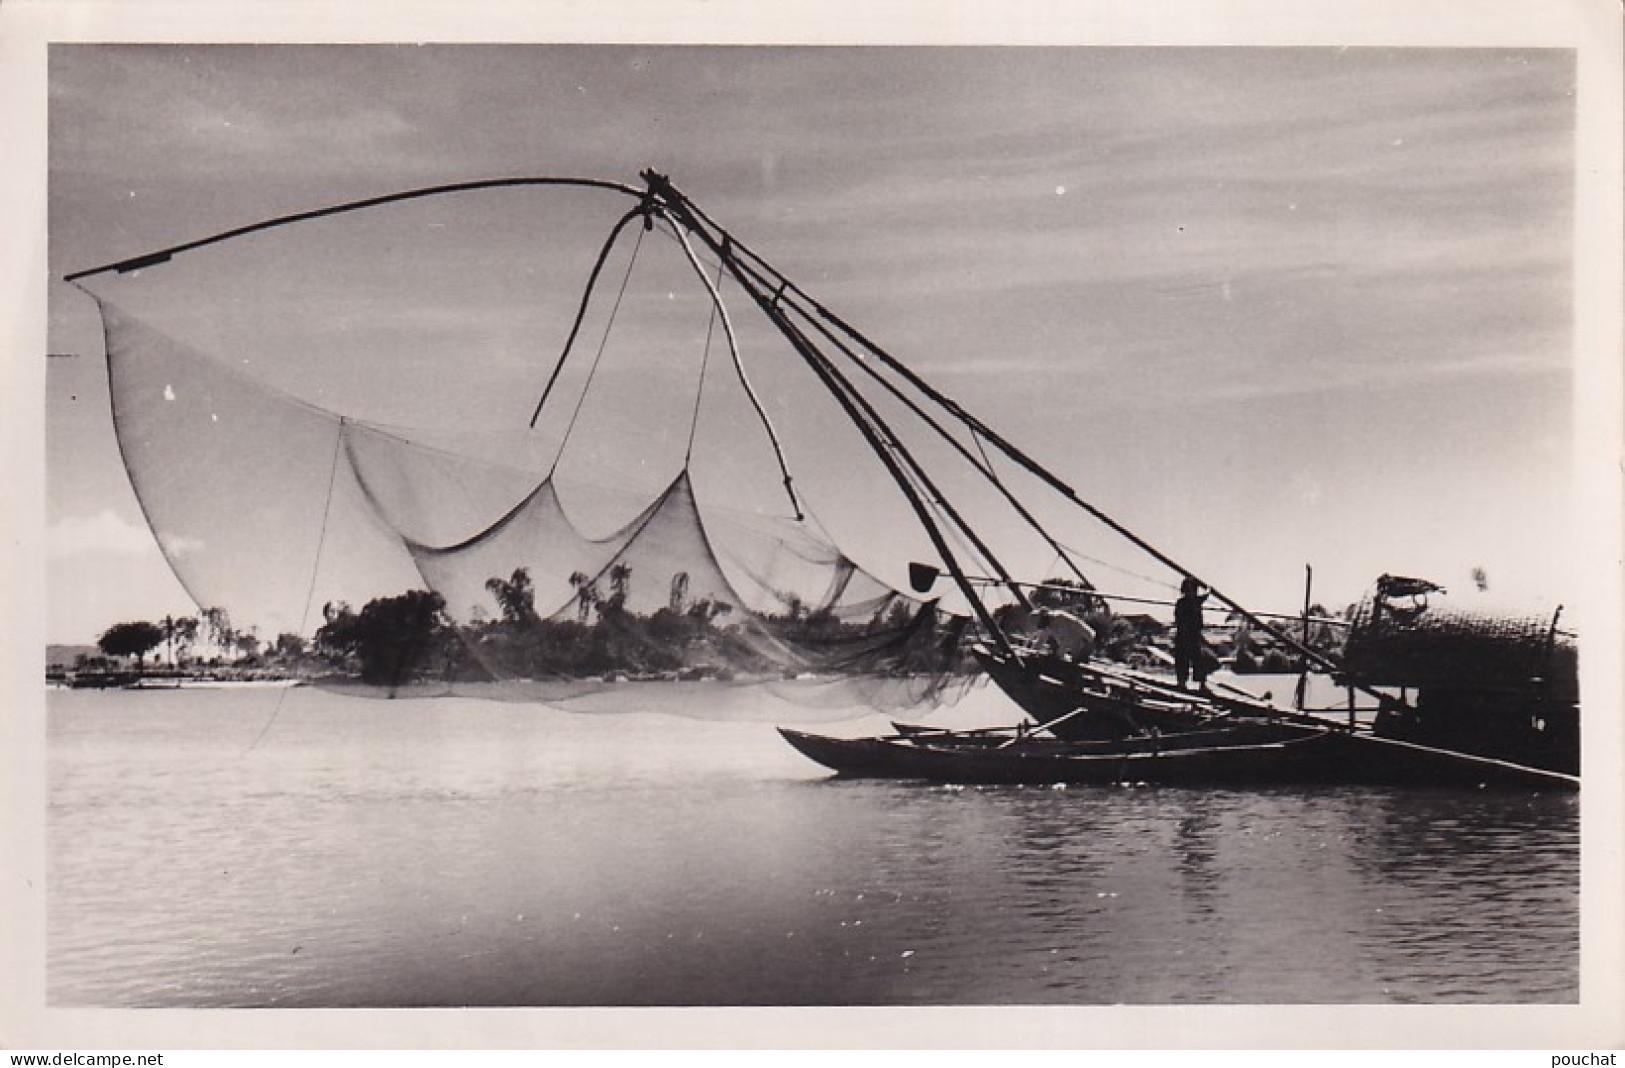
[2,0,1620,1050]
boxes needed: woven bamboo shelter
[1342,575,1576,703]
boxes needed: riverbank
[48,667,303,690]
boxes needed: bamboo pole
[65,176,644,283]
[647,172,1424,717]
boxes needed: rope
[657,212,803,520]
[245,415,348,753]
[530,207,644,429]
[771,288,1088,597]
[696,236,1079,602]
[673,183,1364,675]
[548,225,646,479]
[684,254,728,466]
[707,254,1016,651]
[971,429,997,479]
[1049,536,1181,591]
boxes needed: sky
[40,40,1585,643]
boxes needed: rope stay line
[721,253,1018,655]
[656,212,803,521]
[547,223,647,480]
[648,170,1361,684]
[529,206,646,429]
[678,216,1021,653]
[776,309,1027,622]
[683,251,728,467]
[727,239,1095,597]
[246,414,348,754]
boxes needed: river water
[47,679,1578,1007]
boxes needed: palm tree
[161,614,178,668]
[609,563,632,600]
[201,606,234,658]
[172,616,199,667]
[484,568,537,625]
[568,571,599,623]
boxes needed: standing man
[1174,577,1210,691]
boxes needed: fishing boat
[65,170,1580,789]
[777,721,1575,789]
[801,637,1581,790]
[1339,574,1579,775]
[969,644,1277,741]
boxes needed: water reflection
[1174,810,1220,913]
[1343,788,1578,1002]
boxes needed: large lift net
[73,180,1000,711]
[78,174,1339,718]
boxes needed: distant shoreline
[47,667,302,691]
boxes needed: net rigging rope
[667,219,1090,602]
[1049,536,1181,591]
[704,240,1052,605]
[683,253,729,467]
[547,223,646,480]
[658,180,1345,663]
[244,414,349,753]
[705,252,1015,650]
[657,213,803,521]
[529,207,645,430]
[771,284,1093,596]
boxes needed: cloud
[47,510,163,560]
[157,531,208,557]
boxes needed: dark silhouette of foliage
[604,563,633,617]
[201,606,234,656]
[443,567,970,683]
[165,615,199,666]
[484,568,538,625]
[98,621,166,670]
[309,566,973,688]
[568,571,599,622]
[317,590,450,686]
[1029,577,1109,616]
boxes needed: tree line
[308,565,965,689]
[76,568,1352,689]
[82,608,309,676]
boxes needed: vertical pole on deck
[1295,564,1313,711]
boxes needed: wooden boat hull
[889,719,1303,752]
[973,647,1250,740]
[778,726,1577,790]
[970,644,1579,785]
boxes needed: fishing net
[71,184,983,713]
